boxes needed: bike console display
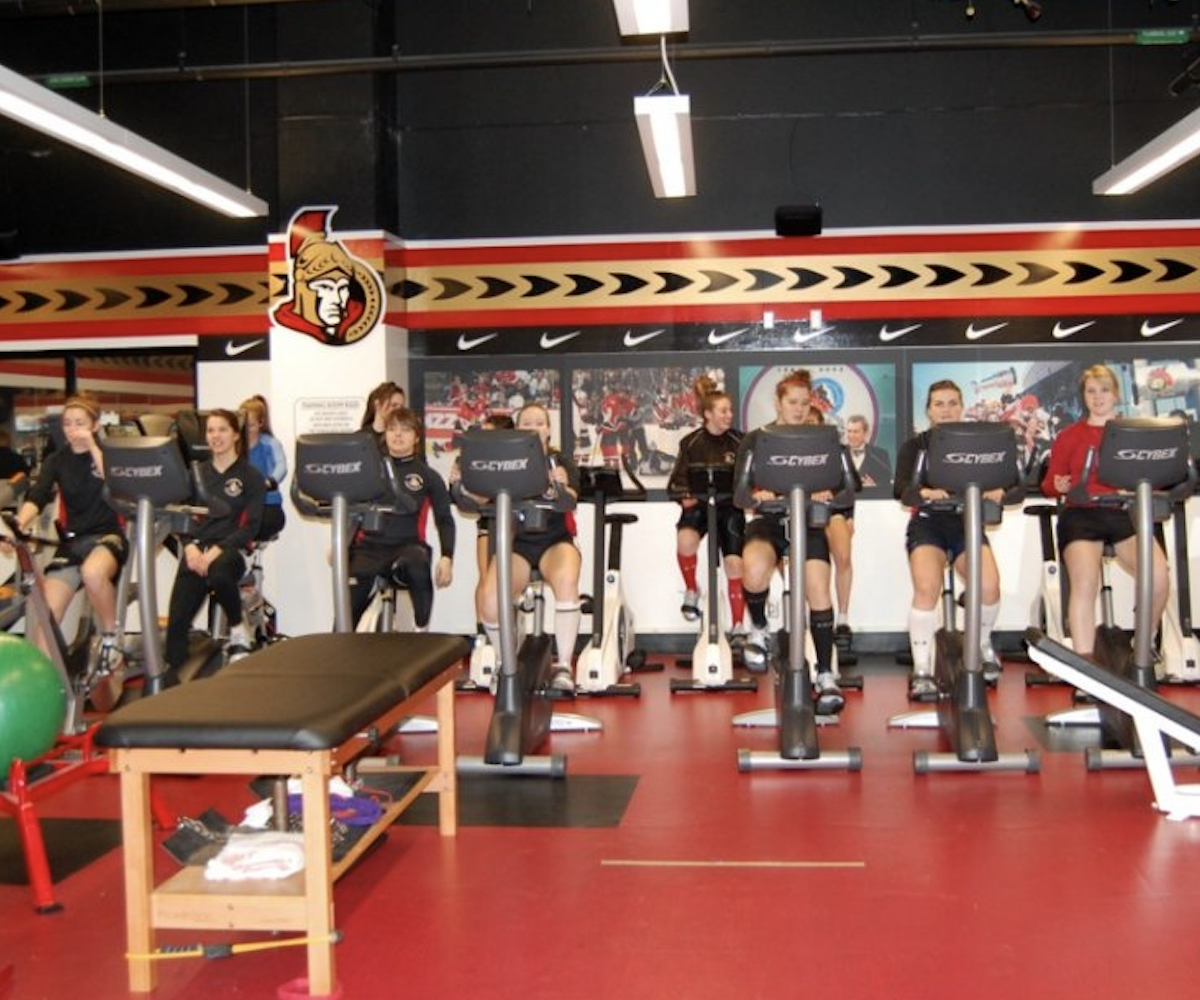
[752,425,844,495]
[685,463,734,499]
[103,436,193,507]
[460,429,549,500]
[926,422,1019,495]
[1097,418,1191,492]
[294,432,389,504]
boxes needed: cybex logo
[944,452,1005,464]
[1115,447,1179,461]
[109,465,163,478]
[304,461,363,475]
[469,459,530,471]
[767,454,829,467]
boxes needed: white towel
[204,831,306,882]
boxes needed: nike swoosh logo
[540,330,581,349]
[623,328,664,348]
[792,326,830,345]
[1141,318,1183,338]
[708,327,750,346]
[879,323,921,343]
[456,333,498,351]
[1051,320,1095,340]
[965,322,1008,341]
[224,338,264,357]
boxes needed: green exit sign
[44,74,91,90]
[1135,28,1191,45]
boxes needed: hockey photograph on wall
[422,367,562,479]
[569,365,729,486]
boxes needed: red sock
[677,553,698,591]
[727,578,745,626]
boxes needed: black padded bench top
[96,632,468,752]
[1025,628,1200,741]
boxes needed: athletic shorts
[1057,506,1134,556]
[904,511,991,560]
[676,504,745,557]
[46,531,129,589]
[513,524,576,571]
[745,514,830,563]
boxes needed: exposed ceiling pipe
[19,29,1198,88]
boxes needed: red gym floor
[3,654,1200,1000]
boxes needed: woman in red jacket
[1040,363,1169,658]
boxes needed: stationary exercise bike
[456,428,600,775]
[1156,486,1200,685]
[732,424,862,772]
[0,471,140,709]
[101,434,235,695]
[1024,467,1071,666]
[670,463,757,694]
[887,422,1039,774]
[291,431,416,632]
[0,481,124,914]
[0,495,115,730]
[573,460,656,696]
[1056,418,1200,770]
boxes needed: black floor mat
[0,817,122,885]
[394,773,639,828]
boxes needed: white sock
[909,606,938,675]
[980,601,1000,660]
[553,602,582,667]
[482,621,500,651]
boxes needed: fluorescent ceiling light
[634,92,695,198]
[0,62,268,218]
[613,0,688,37]
[1093,103,1200,196]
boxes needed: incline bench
[1026,628,1200,821]
[97,631,468,995]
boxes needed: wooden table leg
[118,763,157,993]
[436,678,457,837]
[300,763,335,995]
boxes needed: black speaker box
[0,229,19,260]
[774,204,822,237]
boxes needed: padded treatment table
[97,631,468,995]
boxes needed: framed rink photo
[421,367,562,481]
[569,364,730,488]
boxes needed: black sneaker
[834,623,853,656]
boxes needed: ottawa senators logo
[271,206,385,346]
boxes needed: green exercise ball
[0,634,66,776]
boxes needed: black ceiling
[2,0,1200,256]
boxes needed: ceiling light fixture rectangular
[0,62,268,219]
[1093,103,1200,196]
[634,92,695,198]
[612,0,689,37]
